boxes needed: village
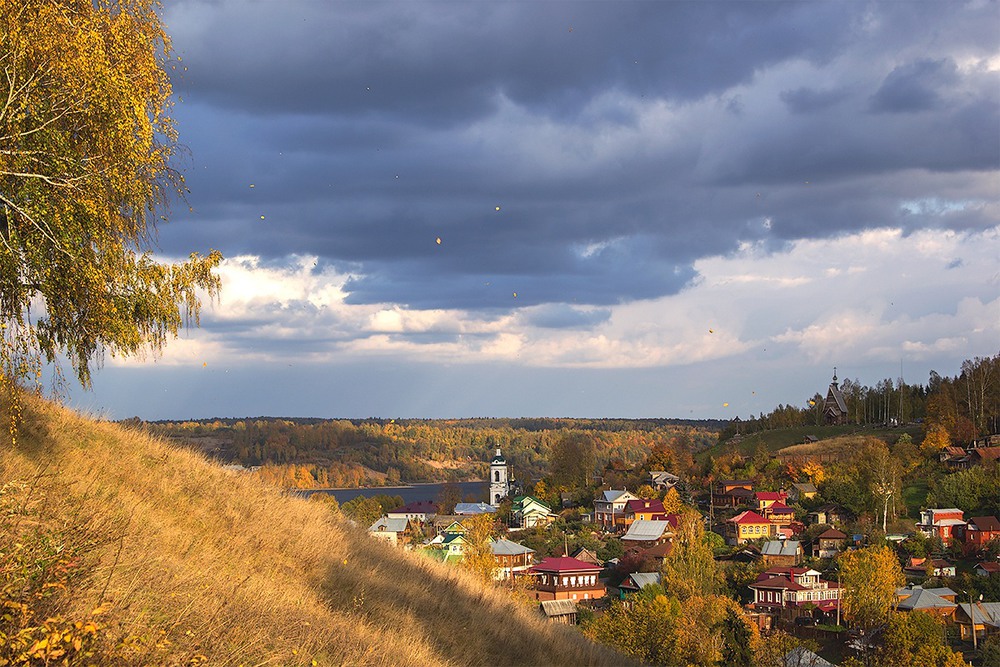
[363,441,999,664]
[358,373,1000,665]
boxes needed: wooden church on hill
[823,369,848,425]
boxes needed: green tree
[660,509,720,600]
[720,605,759,667]
[549,432,596,489]
[0,0,221,394]
[340,496,383,528]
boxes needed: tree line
[719,353,1000,447]
[146,417,717,490]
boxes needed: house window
[495,470,500,482]
[572,594,577,600]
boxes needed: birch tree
[0,0,221,395]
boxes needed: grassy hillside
[0,393,629,666]
[697,423,922,464]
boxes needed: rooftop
[530,557,603,574]
[729,510,770,525]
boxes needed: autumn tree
[584,589,680,664]
[660,509,720,600]
[661,487,683,514]
[458,513,498,583]
[838,546,905,633]
[0,0,221,396]
[875,611,969,667]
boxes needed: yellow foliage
[661,487,683,514]
[839,546,905,630]
[0,0,221,390]
[801,460,825,484]
[921,423,952,452]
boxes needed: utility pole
[971,592,981,650]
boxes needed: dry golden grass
[776,434,882,459]
[0,393,629,666]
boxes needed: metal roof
[368,517,409,533]
[622,572,662,590]
[622,519,673,542]
[490,538,534,557]
[454,502,496,515]
[761,540,801,557]
[896,587,956,611]
[540,599,578,617]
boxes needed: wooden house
[528,557,605,602]
[511,495,554,528]
[760,540,803,566]
[714,480,755,508]
[955,601,1000,641]
[623,498,666,527]
[814,528,847,558]
[490,538,535,580]
[593,489,639,530]
[724,510,773,545]
[619,572,662,598]
[539,599,578,625]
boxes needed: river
[295,480,488,506]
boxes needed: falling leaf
[512,292,517,298]
[709,329,714,334]
[260,215,265,220]
[202,362,207,367]
[436,237,442,245]
[723,403,729,407]
[249,184,254,188]
[495,205,501,211]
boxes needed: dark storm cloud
[869,59,958,113]
[168,1,852,121]
[780,87,848,114]
[159,0,1000,313]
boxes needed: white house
[594,489,639,530]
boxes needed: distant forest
[140,353,997,491]
[719,353,999,446]
[143,417,723,489]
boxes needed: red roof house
[623,498,666,527]
[963,516,1000,553]
[725,510,773,545]
[749,566,841,623]
[755,491,789,512]
[917,509,966,546]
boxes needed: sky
[68,0,999,421]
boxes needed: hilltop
[0,393,628,666]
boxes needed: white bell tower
[489,447,510,507]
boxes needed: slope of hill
[697,423,921,464]
[0,394,629,666]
